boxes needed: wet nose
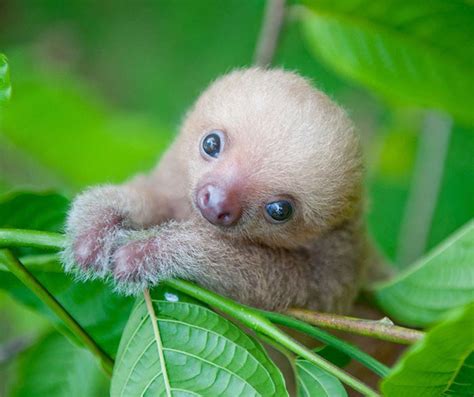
[196,184,242,226]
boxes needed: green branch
[165,279,379,396]
[0,228,387,394]
[0,249,114,376]
[0,229,65,250]
[259,309,390,377]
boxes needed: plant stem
[165,279,380,397]
[257,332,296,362]
[0,249,114,376]
[253,0,286,66]
[286,308,424,345]
[0,229,397,390]
[0,229,65,250]
[0,229,393,378]
[259,309,390,377]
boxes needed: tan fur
[62,67,370,312]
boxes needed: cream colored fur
[62,67,370,312]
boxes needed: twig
[0,248,114,376]
[286,309,424,345]
[397,112,452,266]
[253,0,286,66]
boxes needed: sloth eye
[201,130,224,159]
[265,200,293,223]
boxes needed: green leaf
[0,191,69,232]
[0,191,69,258]
[296,358,347,397]
[0,191,133,356]
[382,303,474,397]
[8,332,108,397]
[111,289,288,397]
[0,54,11,103]
[298,0,474,122]
[445,351,474,396]
[0,255,133,357]
[295,345,351,396]
[375,220,474,326]
[316,345,351,368]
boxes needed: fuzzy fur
[62,67,370,312]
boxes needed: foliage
[299,0,474,123]
[0,191,473,396]
[0,191,68,232]
[8,332,108,397]
[296,358,347,397]
[0,0,473,395]
[112,289,288,396]
[375,220,474,326]
[0,192,133,357]
[0,65,170,188]
[382,303,474,396]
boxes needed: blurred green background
[0,1,472,395]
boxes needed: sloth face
[182,68,362,248]
[195,129,295,229]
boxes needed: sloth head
[180,68,363,248]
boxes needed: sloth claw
[113,238,159,284]
[65,211,124,278]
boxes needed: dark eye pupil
[266,201,293,222]
[202,133,221,157]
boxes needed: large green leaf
[0,54,11,103]
[8,332,108,397]
[111,289,288,397]
[296,358,347,397]
[375,220,474,326]
[298,0,474,122]
[0,191,133,356]
[382,303,474,396]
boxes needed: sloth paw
[112,237,161,293]
[62,209,125,279]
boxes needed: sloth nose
[196,184,242,226]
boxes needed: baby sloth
[63,68,370,313]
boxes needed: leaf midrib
[442,348,474,395]
[157,317,276,391]
[154,299,285,393]
[146,293,172,396]
[118,299,280,396]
